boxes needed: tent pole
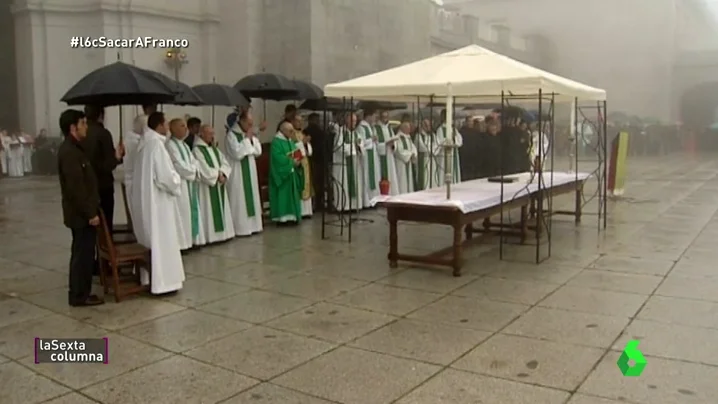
[445,84,454,200]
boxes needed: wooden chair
[112,184,134,234]
[96,209,150,302]
[112,184,137,244]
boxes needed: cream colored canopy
[324,45,606,102]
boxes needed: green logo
[617,340,647,376]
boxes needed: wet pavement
[0,154,716,403]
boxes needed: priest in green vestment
[269,121,302,224]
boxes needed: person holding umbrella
[83,105,124,233]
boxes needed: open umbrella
[61,61,176,106]
[278,80,323,101]
[192,82,250,127]
[191,83,249,107]
[234,73,298,100]
[140,70,204,106]
[299,97,355,112]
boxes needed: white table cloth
[371,171,590,213]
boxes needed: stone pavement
[0,155,717,403]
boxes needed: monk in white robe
[435,110,463,184]
[130,112,185,294]
[415,119,440,190]
[7,133,24,177]
[357,111,381,207]
[225,110,263,236]
[194,124,235,243]
[332,113,363,211]
[0,130,9,175]
[394,122,418,194]
[166,118,202,250]
[374,110,400,195]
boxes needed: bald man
[224,109,263,236]
[269,121,302,224]
[193,124,235,243]
[166,118,202,250]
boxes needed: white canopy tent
[324,44,606,200]
[323,44,606,103]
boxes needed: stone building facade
[6,0,542,140]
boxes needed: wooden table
[378,172,589,276]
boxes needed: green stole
[342,129,357,198]
[399,135,411,188]
[374,124,389,180]
[231,129,256,217]
[171,138,199,238]
[360,125,377,190]
[196,145,226,232]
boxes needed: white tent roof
[324,45,606,102]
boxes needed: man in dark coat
[83,105,124,233]
[57,109,104,307]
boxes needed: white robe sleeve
[454,131,463,147]
[193,147,220,186]
[305,142,313,156]
[154,147,182,196]
[296,141,307,156]
[251,137,262,156]
[225,131,253,161]
[167,142,197,181]
[218,149,232,178]
[394,138,413,164]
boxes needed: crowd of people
[0,129,44,177]
[57,103,316,307]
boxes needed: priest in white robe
[7,133,24,177]
[0,130,9,176]
[225,110,263,237]
[167,118,202,250]
[194,124,235,243]
[435,110,463,184]
[293,115,313,217]
[415,119,440,190]
[123,115,146,225]
[357,110,381,207]
[20,133,33,173]
[332,112,364,211]
[130,112,185,294]
[374,110,400,195]
[394,121,418,194]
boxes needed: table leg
[464,223,473,240]
[388,211,398,269]
[520,205,528,244]
[452,224,462,277]
[575,184,583,224]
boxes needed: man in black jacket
[83,105,124,233]
[58,109,104,307]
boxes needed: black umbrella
[140,70,204,106]
[299,97,355,112]
[61,61,176,106]
[278,80,323,101]
[191,83,249,107]
[356,101,408,111]
[234,73,298,100]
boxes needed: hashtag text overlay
[35,338,109,364]
[70,36,189,49]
